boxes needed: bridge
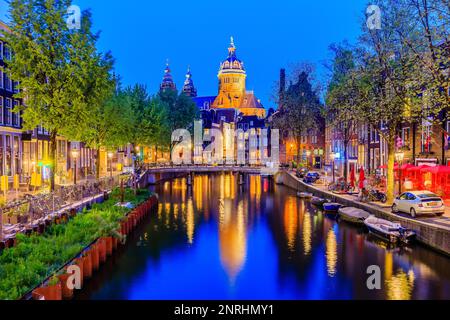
[142,166,272,185]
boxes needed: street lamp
[330,152,336,184]
[395,150,405,195]
[71,148,79,185]
[107,151,114,178]
[306,150,311,168]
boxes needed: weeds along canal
[75,173,450,300]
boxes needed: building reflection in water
[302,212,312,256]
[383,251,415,300]
[185,198,195,244]
[326,228,338,277]
[283,196,298,253]
[385,269,415,300]
[218,179,248,282]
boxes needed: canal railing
[0,174,130,245]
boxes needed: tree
[272,65,323,171]
[353,0,447,203]
[158,89,198,156]
[325,43,362,182]
[3,0,113,190]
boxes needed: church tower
[160,60,177,92]
[212,37,247,109]
[182,66,197,97]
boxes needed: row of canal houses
[325,43,450,178]
[0,21,133,189]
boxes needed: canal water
[77,174,450,300]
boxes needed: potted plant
[89,244,100,271]
[57,273,74,300]
[32,275,62,301]
[82,251,93,279]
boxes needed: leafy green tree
[352,0,447,203]
[158,89,198,156]
[325,43,362,182]
[2,0,113,190]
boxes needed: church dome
[182,66,197,97]
[219,37,245,74]
[160,60,176,92]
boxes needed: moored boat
[311,197,329,207]
[322,202,342,218]
[323,202,342,212]
[338,207,370,226]
[364,216,416,244]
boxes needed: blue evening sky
[0,0,368,108]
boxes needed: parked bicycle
[359,188,387,203]
[328,178,355,193]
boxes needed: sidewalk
[1,171,123,203]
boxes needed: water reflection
[77,174,450,300]
[219,199,247,282]
[302,212,312,256]
[283,196,298,253]
[326,228,338,277]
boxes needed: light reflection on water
[77,174,450,300]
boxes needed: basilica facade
[159,38,269,164]
[160,38,266,122]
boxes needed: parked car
[303,172,320,184]
[392,191,445,217]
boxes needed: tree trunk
[96,149,101,180]
[49,131,57,191]
[386,138,396,204]
[343,142,348,183]
[367,125,371,172]
[442,119,446,165]
[155,146,158,162]
[296,135,302,172]
[412,121,416,164]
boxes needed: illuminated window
[5,98,12,125]
[421,123,432,153]
[12,100,20,127]
[4,45,11,60]
[402,127,410,147]
[4,73,12,91]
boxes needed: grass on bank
[0,188,151,300]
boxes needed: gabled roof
[241,92,264,109]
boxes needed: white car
[392,191,445,217]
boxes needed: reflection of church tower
[213,37,247,109]
[160,60,177,92]
[219,198,247,282]
[182,66,197,97]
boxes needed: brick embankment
[279,171,450,257]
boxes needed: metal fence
[1,174,130,235]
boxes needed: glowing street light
[71,148,79,185]
[108,151,114,178]
[306,150,311,168]
[330,152,336,184]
